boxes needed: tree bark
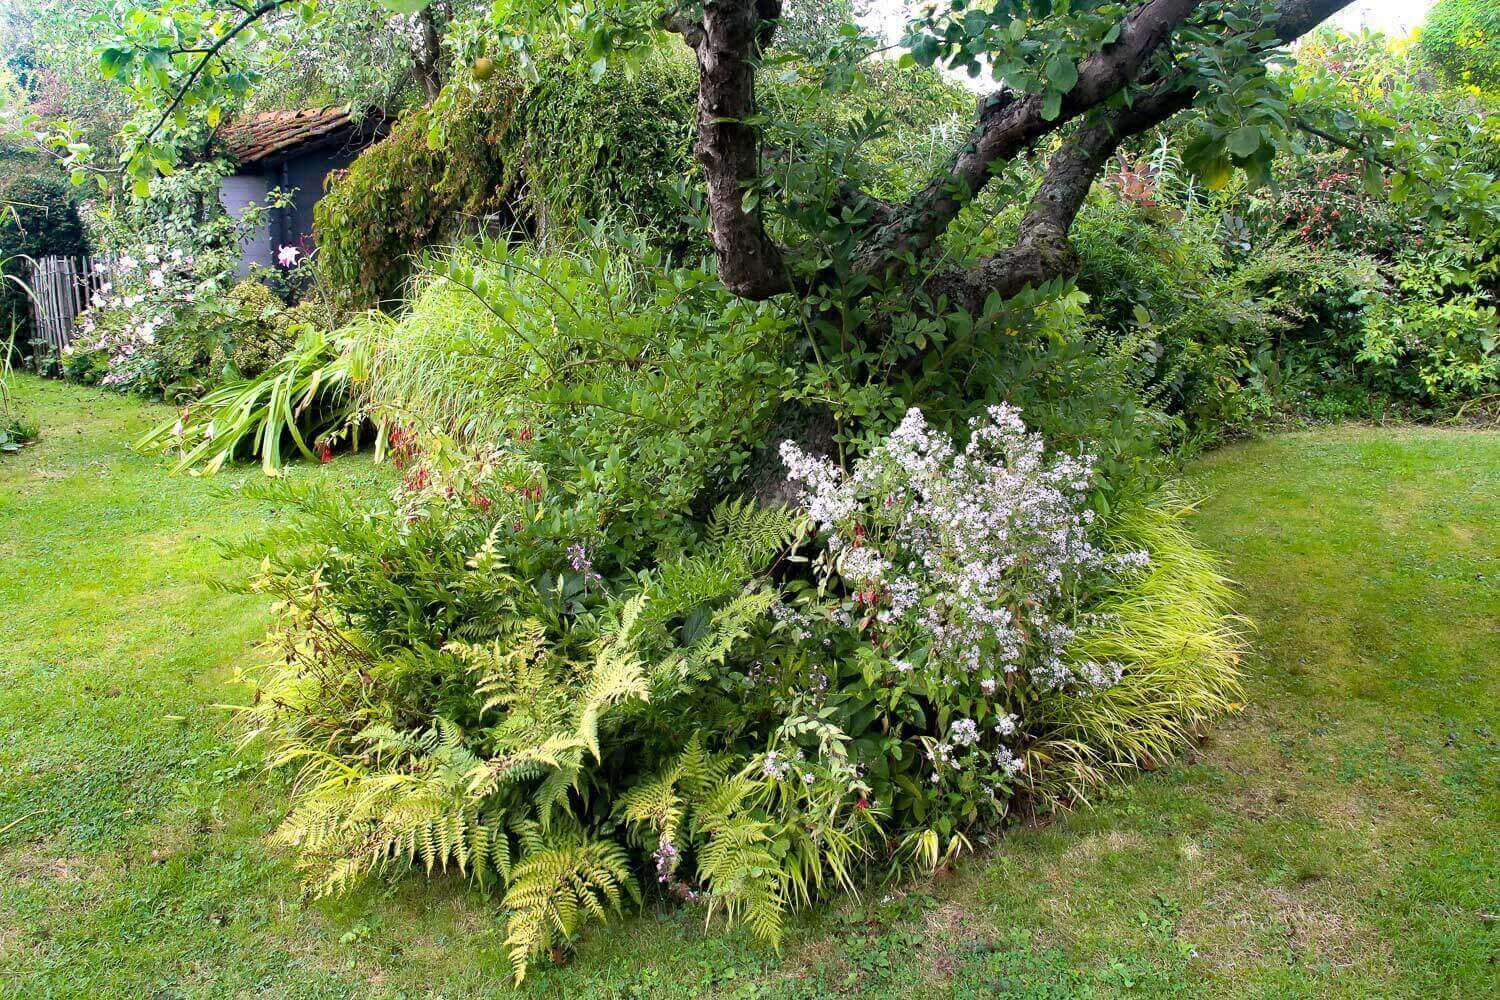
[413,4,447,103]
[669,0,1357,302]
[669,0,791,298]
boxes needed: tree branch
[144,0,296,144]
[922,0,1358,307]
[1293,118,1409,178]
[855,0,1207,277]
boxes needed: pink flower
[277,245,301,267]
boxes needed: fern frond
[502,835,636,983]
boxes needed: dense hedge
[315,52,698,307]
[1421,0,1500,90]
[1,154,89,351]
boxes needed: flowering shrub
[67,244,229,397]
[783,405,1144,689]
[774,405,1166,850]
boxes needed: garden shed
[217,106,388,275]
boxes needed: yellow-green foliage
[210,279,301,379]
[1422,0,1500,91]
[1027,485,1246,808]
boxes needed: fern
[502,832,638,983]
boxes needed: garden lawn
[1,375,1495,998]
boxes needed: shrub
[315,51,698,307]
[352,230,794,557]
[1421,0,1500,92]
[210,278,303,380]
[1358,241,1500,405]
[67,244,232,399]
[234,325,1242,979]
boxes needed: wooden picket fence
[26,255,111,354]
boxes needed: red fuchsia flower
[516,426,535,443]
[856,796,869,811]
[318,443,333,463]
[473,494,492,511]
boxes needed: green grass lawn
[1,375,1495,998]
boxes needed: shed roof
[219,106,384,167]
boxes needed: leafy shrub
[1422,0,1500,91]
[353,230,793,557]
[67,244,231,399]
[1358,242,1500,405]
[234,286,1243,978]
[316,51,698,307]
[210,278,303,380]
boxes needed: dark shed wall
[277,145,363,253]
[219,173,274,275]
[221,144,366,276]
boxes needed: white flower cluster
[782,404,1149,692]
[69,245,205,390]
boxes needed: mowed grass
[1,375,1495,998]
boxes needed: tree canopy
[8,0,1498,312]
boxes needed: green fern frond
[502,834,637,983]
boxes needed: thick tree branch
[924,0,1357,307]
[666,0,1355,301]
[856,0,1206,277]
[933,86,1195,310]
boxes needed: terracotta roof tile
[219,106,380,166]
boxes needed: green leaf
[1228,124,1262,159]
[98,47,130,81]
[1200,157,1233,190]
[1040,90,1062,121]
[1045,55,1078,92]
[375,0,434,12]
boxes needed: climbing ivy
[315,47,698,307]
